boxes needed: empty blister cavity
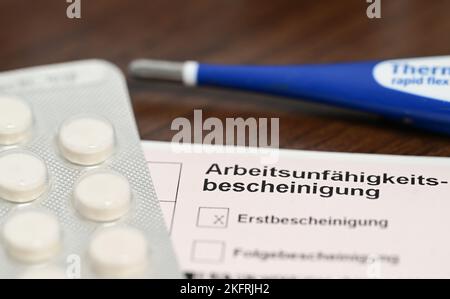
[58,116,115,166]
[88,226,148,278]
[0,151,48,203]
[74,171,131,222]
[2,211,61,263]
[0,95,33,145]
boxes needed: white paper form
[143,141,450,279]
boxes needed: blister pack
[0,60,181,278]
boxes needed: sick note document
[143,141,450,279]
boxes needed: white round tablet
[88,227,148,277]
[0,95,33,145]
[74,171,131,222]
[58,116,115,166]
[0,152,48,203]
[20,266,67,279]
[2,211,61,263]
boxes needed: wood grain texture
[1,0,450,156]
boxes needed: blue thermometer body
[131,56,450,135]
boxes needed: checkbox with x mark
[196,207,229,228]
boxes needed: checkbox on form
[196,207,229,229]
[191,240,226,264]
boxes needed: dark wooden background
[1,0,450,156]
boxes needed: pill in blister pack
[58,116,116,166]
[0,151,48,203]
[0,60,180,278]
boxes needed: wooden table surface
[1,0,450,156]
